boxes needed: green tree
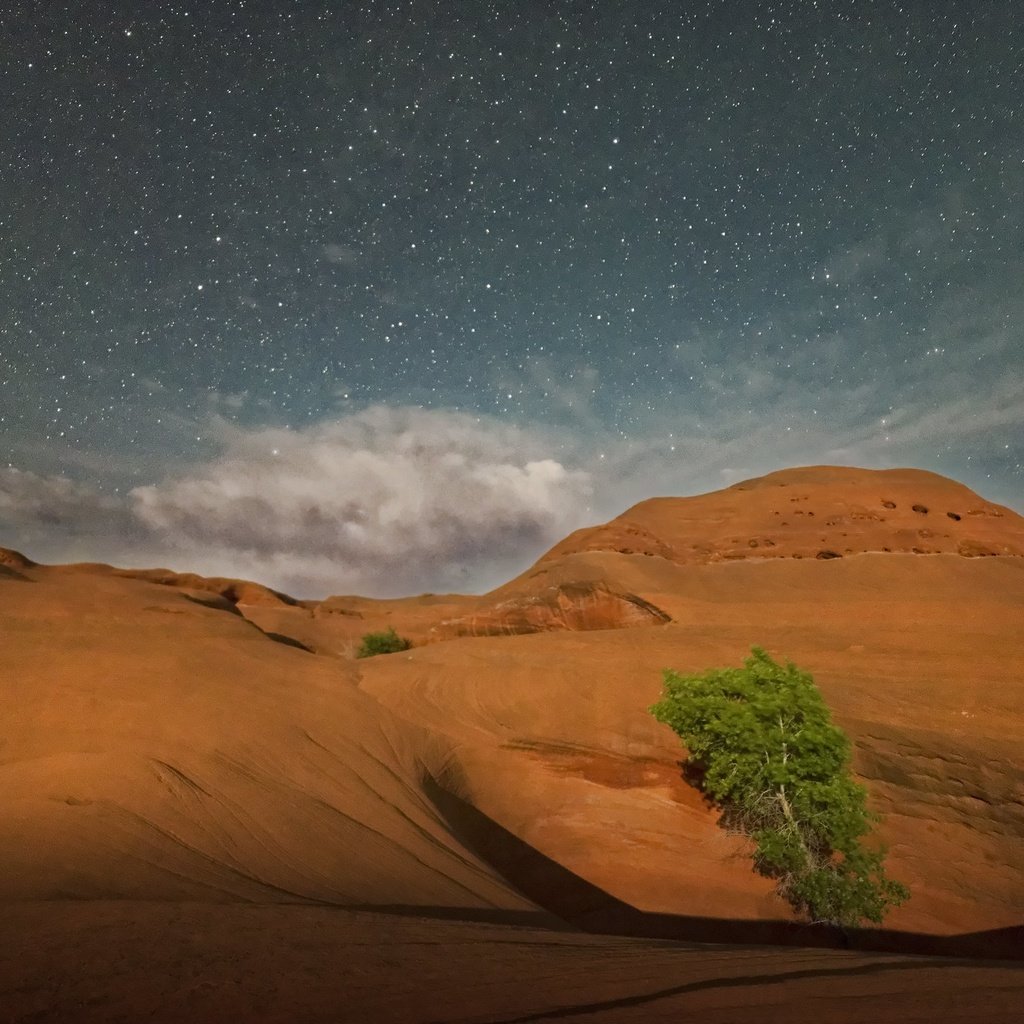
[355,627,412,658]
[650,648,908,926]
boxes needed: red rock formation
[0,545,36,570]
[111,567,298,608]
[540,466,1024,565]
[432,580,670,638]
[2,463,1023,1021]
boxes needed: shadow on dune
[260,630,315,652]
[421,773,1023,962]
[348,904,571,929]
[433,958,983,1024]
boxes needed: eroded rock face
[541,466,1024,566]
[542,520,679,562]
[110,568,298,608]
[0,546,36,570]
[433,580,671,638]
[0,546,299,608]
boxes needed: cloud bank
[0,468,137,539]
[1,408,593,597]
[2,378,1020,597]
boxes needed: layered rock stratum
[1,465,1022,1022]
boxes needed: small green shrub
[650,647,908,927]
[355,627,411,658]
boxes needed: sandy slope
[1,465,1022,1020]
[362,554,1024,938]
[0,566,528,910]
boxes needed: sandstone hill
[540,465,1023,564]
[1,465,1022,1021]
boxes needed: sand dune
[0,567,527,910]
[2,465,1022,1020]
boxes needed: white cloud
[0,468,128,535]
[126,406,592,596]
[3,383,1020,597]
[0,468,153,570]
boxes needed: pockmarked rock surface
[539,465,1024,564]
[2,465,1022,1020]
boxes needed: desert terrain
[2,466,1022,1021]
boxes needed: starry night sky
[2,1,1022,595]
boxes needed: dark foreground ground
[2,903,1022,1024]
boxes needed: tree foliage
[651,648,908,926]
[356,627,411,658]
